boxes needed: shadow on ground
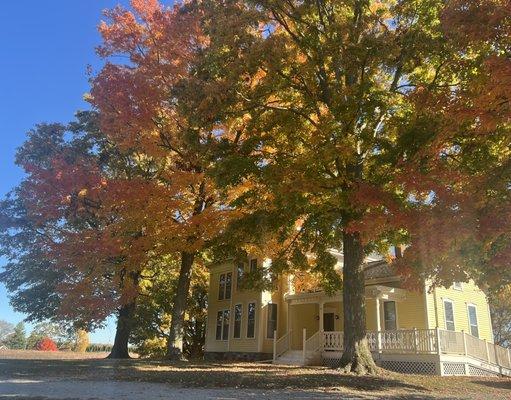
[0,358,427,393]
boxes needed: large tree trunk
[107,300,136,359]
[339,230,378,374]
[166,251,195,360]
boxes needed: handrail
[273,330,292,361]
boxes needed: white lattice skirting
[381,360,437,375]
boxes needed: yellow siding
[206,261,494,353]
[431,281,493,342]
[395,290,428,330]
[205,260,263,353]
[290,303,318,349]
[366,299,378,331]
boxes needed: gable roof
[364,260,398,280]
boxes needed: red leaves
[36,337,58,352]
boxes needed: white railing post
[273,330,277,361]
[376,331,381,353]
[462,330,467,356]
[302,328,306,365]
[508,348,511,368]
[413,328,418,354]
[484,339,490,362]
[435,327,442,355]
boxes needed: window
[266,303,277,339]
[247,302,256,338]
[383,301,397,330]
[234,304,242,339]
[218,274,226,300]
[215,310,230,340]
[444,299,455,331]
[236,263,245,289]
[215,311,223,340]
[467,304,479,338]
[453,282,463,291]
[250,259,257,272]
[218,273,232,300]
[225,272,232,300]
[222,310,230,340]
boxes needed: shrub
[36,337,58,351]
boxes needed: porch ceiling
[285,285,407,305]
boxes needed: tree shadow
[471,378,511,390]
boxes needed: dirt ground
[0,350,510,400]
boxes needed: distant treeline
[86,344,113,353]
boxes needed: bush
[36,337,58,351]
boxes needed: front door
[323,312,335,331]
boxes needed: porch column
[375,296,382,331]
[319,301,324,351]
[375,296,381,352]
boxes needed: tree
[36,337,58,352]
[193,0,511,373]
[91,0,237,359]
[130,257,208,359]
[74,329,90,352]
[0,112,151,358]
[5,322,26,350]
[0,320,14,343]
[490,287,511,347]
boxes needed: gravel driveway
[0,379,375,400]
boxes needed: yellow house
[204,253,511,377]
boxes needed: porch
[273,328,511,377]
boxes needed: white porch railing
[273,330,292,361]
[323,331,344,351]
[274,328,511,373]
[319,329,511,370]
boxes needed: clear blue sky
[0,1,142,343]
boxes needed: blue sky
[0,1,140,344]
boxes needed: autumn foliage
[36,337,58,352]
[1,0,510,370]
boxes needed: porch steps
[273,350,321,366]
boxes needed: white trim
[453,282,463,291]
[215,308,230,342]
[443,298,456,331]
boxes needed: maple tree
[36,337,58,352]
[191,0,511,373]
[0,111,154,358]
[90,0,236,359]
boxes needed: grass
[1,350,510,399]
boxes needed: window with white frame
[453,282,463,291]
[383,301,397,330]
[236,263,245,289]
[266,303,277,339]
[467,304,479,338]
[215,309,230,340]
[247,302,256,338]
[218,272,232,300]
[443,299,455,331]
[233,304,242,339]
